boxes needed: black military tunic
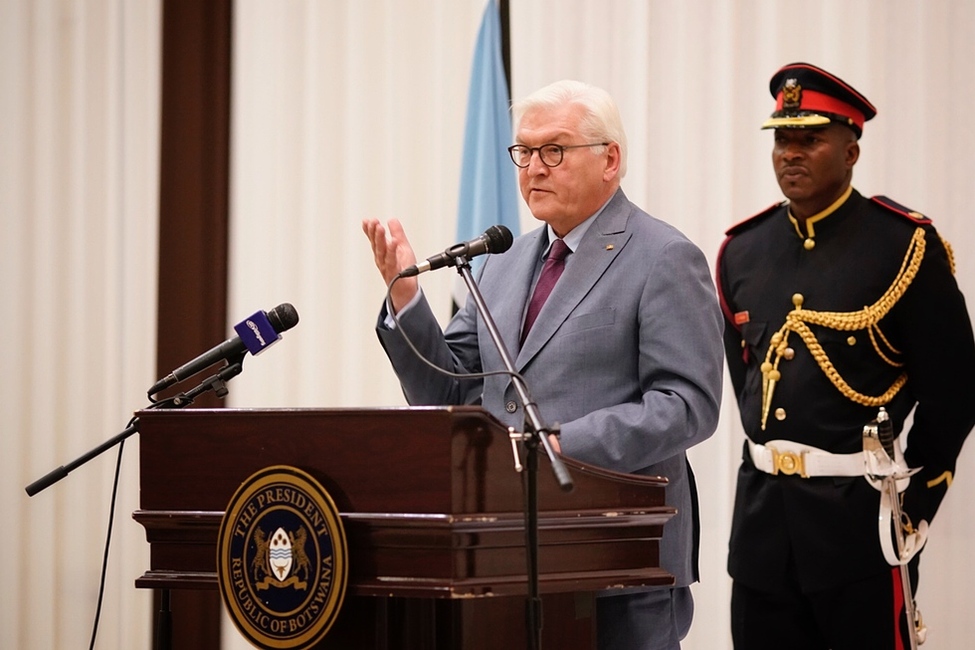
[717,187,975,593]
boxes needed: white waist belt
[748,439,864,478]
[749,437,925,569]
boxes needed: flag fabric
[452,0,521,311]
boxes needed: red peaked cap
[762,62,877,139]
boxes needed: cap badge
[782,78,802,112]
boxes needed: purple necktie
[521,238,571,343]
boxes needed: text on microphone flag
[234,310,281,355]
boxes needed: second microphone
[400,225,514,277]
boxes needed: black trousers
[731,562,919,650]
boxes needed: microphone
[400,225,514,277]
[148,302,299,396]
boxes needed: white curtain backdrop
[0,1,160,649]
[4,1,974,649]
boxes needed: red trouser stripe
[892,567,906,650]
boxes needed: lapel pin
[606,244,614,251]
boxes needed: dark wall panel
[154,0,232,647]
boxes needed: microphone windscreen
[485,225,514,254]
[268,303,300,332]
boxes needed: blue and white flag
[453,0,521,310]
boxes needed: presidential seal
[217,465,348,649]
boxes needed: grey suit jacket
[377,189,724,587]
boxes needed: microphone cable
[385,273,539,406]
[87,417,131,650]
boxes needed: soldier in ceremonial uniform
[717,62,975,649]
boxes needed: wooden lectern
[134,406,675,649]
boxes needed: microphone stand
[25,356,245,497]
[25,356,245,650]
[452,255,573,650]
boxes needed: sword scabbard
[869,408,924,648]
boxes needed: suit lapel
[516,192,633,368]
[486,228,546,357]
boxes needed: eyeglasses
[507,142,610,168]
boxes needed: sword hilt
[877,407,896,460]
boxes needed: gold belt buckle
[769,446,808,478]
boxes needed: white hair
[512,79,628,179]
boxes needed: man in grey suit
[363,80,724,650]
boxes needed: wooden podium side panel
[138,407,667,516]
[138,408,460,514]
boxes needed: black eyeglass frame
[507,142,611,168]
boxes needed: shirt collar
[543,194,614,253]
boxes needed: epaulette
[724,202,784,236]
[717,204,782,337]
[872,196,956,274]
[870,195,932,224]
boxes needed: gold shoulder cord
[760,227,928,430]
[941,234,956,274]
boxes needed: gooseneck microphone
[148,302,299,396]
[400,225,514,277]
